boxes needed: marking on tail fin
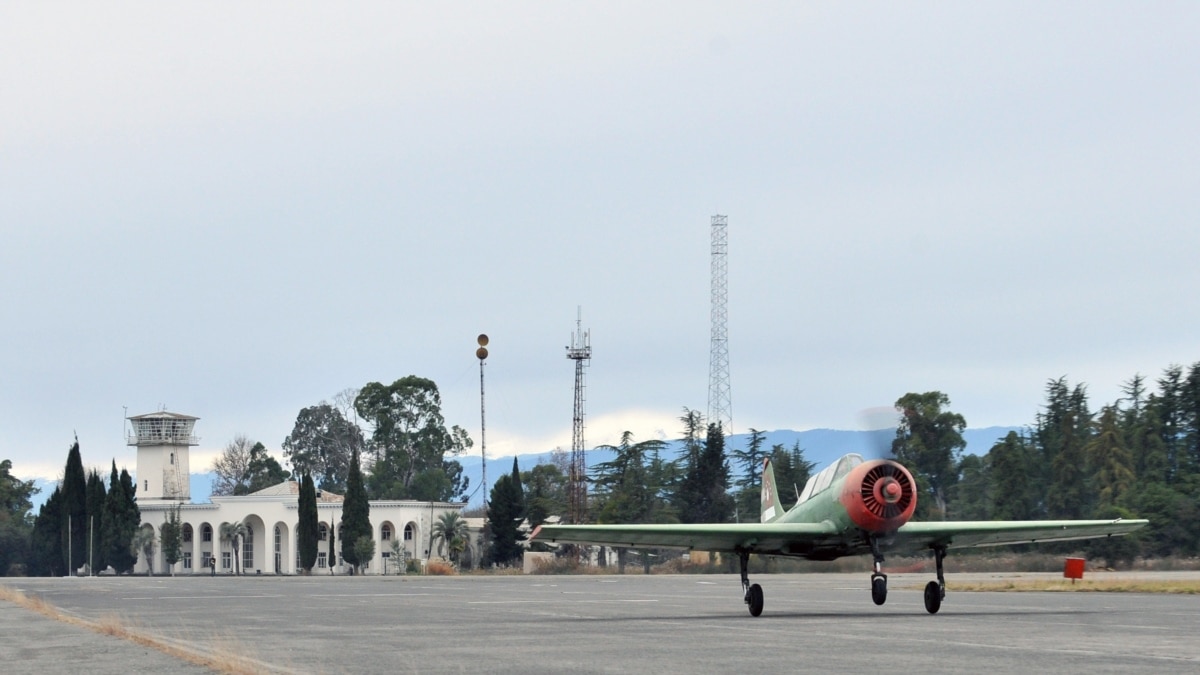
[760,457,784,523]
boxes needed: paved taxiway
[3,573,1197,674]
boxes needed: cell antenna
[566,308,591,524]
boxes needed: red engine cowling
[839,459,917,533]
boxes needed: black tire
[923,581,942,614]
[747,583,764,617]
[871,576,887,606]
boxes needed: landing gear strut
[738,549,764,617]
[869,536,887,606]
[923,545,947,614]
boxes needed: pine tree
[340,449,371,573]
[676,423,734,524]
[769,441,815,509]
[61,440,88,574]
[1182,361,1200,478]
[988,431,1039,520]
[1156,366,1187,482]
[1086,406,1135,511]
[298,473,319,573]
[1128,394,1169,485]
[731,429,767,520]
[1041,379,1093,519]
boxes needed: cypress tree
[100,462,121,574]
[340,449,371,573]
[105,467,140,574]
[328,512,337,573]
[485,459,527,566]
[30,487,63,576]
[161,504,182,574]
[61,441,88,574]
[298,473,319,573]
[85,469,106,573]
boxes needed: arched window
[381,523,393,541]
[202,524,213,542]
[319,523,328,541]
[243,528,254,573]
[182,523,193,543]
[403,523,414,541]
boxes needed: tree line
[504,362,1200,568]
[1,441,143,576]
[5,360,1198,575]
[929,363,1200,564]
[211,376,471,503]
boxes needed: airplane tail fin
[760,457,785,523]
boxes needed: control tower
[128,411,198,501]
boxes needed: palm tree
[130,527,156,576]
[431,511,469,567]
[219,520,249,575]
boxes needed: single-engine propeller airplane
[532,452,1148,616]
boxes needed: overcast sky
[3,2,1198,483]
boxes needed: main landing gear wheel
[923,581,942,614]
[747,583,764,617]
[737,549,764,618]
[871,575,888,606]
[868,535,888,606]
[925,544,948,614]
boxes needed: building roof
[127,411,200,421]
[249,480,345,503]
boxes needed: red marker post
[1063,557,1085,584]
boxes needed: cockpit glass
[796,453,865,505]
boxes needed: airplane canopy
[797,453,865,505]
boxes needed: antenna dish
[476,347,489,360]
[477,334,489,347]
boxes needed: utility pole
[476,334,489,508]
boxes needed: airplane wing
[531,522,840,554]
[532,518,1147,556]
[888,518,1148,551]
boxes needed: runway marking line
[122,594,285,600]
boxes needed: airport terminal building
[129,411,467,575]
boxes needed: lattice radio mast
[566,308,591,524]
[708,215,732,435]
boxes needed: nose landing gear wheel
[747,583,764,617]
[924,580,942,614]
[871,575,888,606]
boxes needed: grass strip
[0,585,288,674]
[930,579,1200,594]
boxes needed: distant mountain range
[26,426,1020,511]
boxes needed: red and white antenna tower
[566,308,591,524]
